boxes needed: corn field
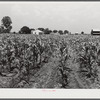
[0,34,100,88]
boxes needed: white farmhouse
[31,29,44,35]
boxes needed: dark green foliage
[44,28,51,34]
[58,30,63,35]
[58,40,72,88]
[0,35,56,87]
[81,31,84,34]
[64,30,69,34]
[0,34,100,88]
[20,26,31,34]
[53,30,58,33]
[0,25,4,33]
[77,43,99,82]
[38,28,45,31]
[1,16,12,33]
[1,16,12,28]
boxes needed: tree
[58,30,63,35]
[13,32,16,34]
[53,30,58,33]
[44,28,51,34]
[81,31,84,34]
[64,30,69,34]
[4,26,12,33]
[38,28,45,31]
[20,26,31,34]
[0,25,4,33]
[91,29,93,35]
[1,16,12,33]
[49,30,52,33]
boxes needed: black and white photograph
[0,1,100,89]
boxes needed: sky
[0,2,100,33]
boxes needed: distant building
[91,29,100,35]
[31,29,44,35]
[75,32,78,35]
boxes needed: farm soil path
[67,46,87,88]
[29,57,60,88]
[29,45,91,88]
[29,46,88,88]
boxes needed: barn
[31,29,44,35]
[91,29,100,35]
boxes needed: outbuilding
[31,29,44,35]
[91,29,100,35]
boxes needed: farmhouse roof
[33,30,43,32]
[92,29,100,31]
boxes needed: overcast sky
[0,2,100,33]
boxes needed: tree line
[0,16,85,35]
